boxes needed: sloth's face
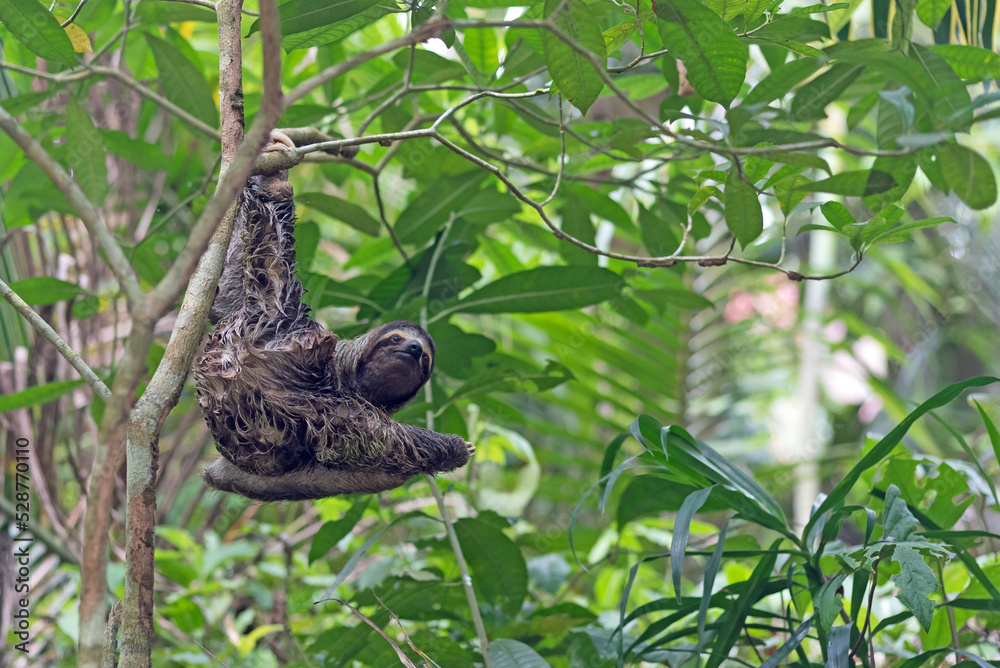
[356,323,435,413]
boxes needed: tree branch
[0,105,142,307]
[0,277,111,400]
[119,1,283,666]
[0,60,221,140]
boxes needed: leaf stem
[419,218,491,666]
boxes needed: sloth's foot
[262,129,295,153]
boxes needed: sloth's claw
[262,129,295,153]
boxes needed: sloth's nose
[403,340,423,359]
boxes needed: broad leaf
[0,0,75,65]
[451,266,622,314]
[725,164,763,248]
[10,277,87,305]
[66,96,107,205]
[0,380,87,412]
[656,0,746,106]
[455,518,528,617]
[308,498,369,564]
[487,638,551,667]
[145,33,218,129]
[936,143,997,210]
[541,0,606,114]
[299,192,381,236]
[395,171,487,245]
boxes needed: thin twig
[0,60,220,139]
[0,277,111,400]
[60,0,88,27]
[159,0,259,16]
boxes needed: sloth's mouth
[395,349,422,365]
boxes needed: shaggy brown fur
[195,153,473,502]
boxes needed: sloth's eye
[423,354,430,365]
[390,334,403,344]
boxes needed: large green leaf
[394,171,487,245]
[299,192,381,236]
[790,63,864,121]
[541,0,606,114]
[798,169,896,196]
[308,498,369,564]
[0,0,75,65]
[9,277,87,305]
[936,143,997,210]
[743,58,820,107]
[451,266,622,314]
[455,518,528,617]
[100,129,169,172]
[464,27,499,79]
[488,639,551,668]
[145,33,218,129]
[724,164,763,248]
[65,96,107,205]
[0,380,86,412]
[656,0,747,106]
[916,0,949,28]
[281,0,398,50]
[930,45,1000,79]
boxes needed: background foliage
[2,0,1000,665]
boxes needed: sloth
[194,132,474,502]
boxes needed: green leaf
[65,96,108,205]
[298,192,381,236]
[0,380,86,412]
[760,617,814,668]
[863,155,917,211]
[752,37,824,59]
[799,169,896,196]
[0,0,75,65]
[145,33,218,129]
[452,266,622,314]
[936,143,998,210]
[724,164,763,248]
[671,486,715,602]
[464,27,499,79]
[816,574,848,634]
[308,497,369,564]
[246,0,398,49]
[72,295,100,319]
[706,538,781,668]
[972,399,1000,500]
[9,277,87,305]
[702,0,748,20]
[743,57,819,107]
[820,201,855,230]
[802,377,999,541]
[487,638,551,668]
[457,189,522,224]
[656,0,746,106]
[790,63,864,121]
[916,0,949,28]
[541,0,606,114]
[929,44,1000,79]
[880,485,946,631]
[455,518,528,616]
[395,171,487,245]
[99,129,169,171]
